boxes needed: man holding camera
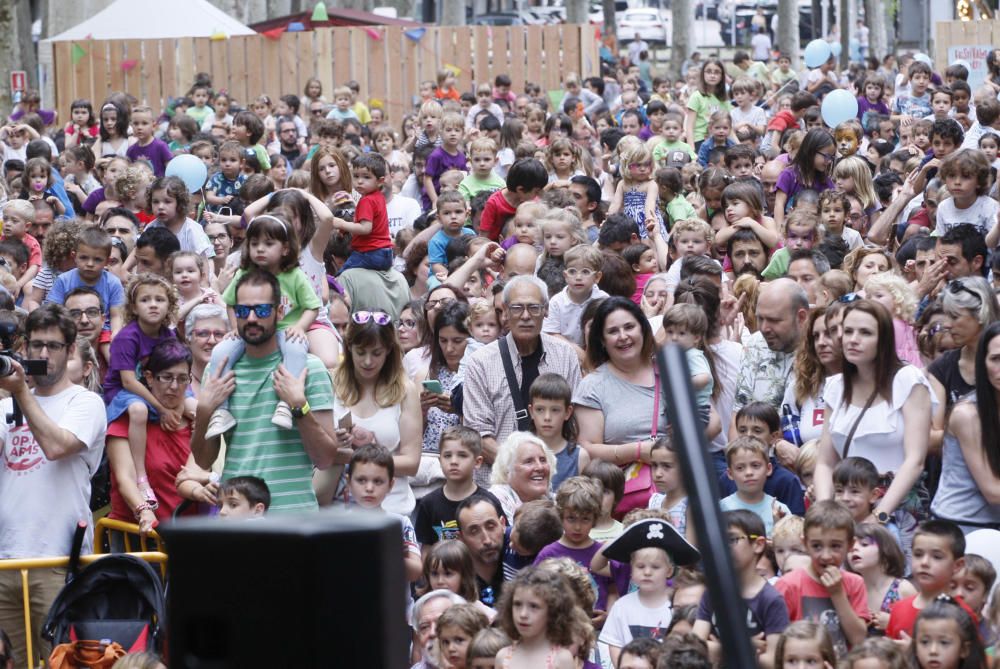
[0,304,107,665]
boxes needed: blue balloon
[830,41,842,58]
[804,39,832,68]
[165,154,208,194]
[821,89,859,128]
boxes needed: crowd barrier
[0,518,167,669]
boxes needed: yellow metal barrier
[0,551,168,669]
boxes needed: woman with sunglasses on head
[814,299,935,533]
[314,308,422,515]
[931,321,1000,532]
[927,277,1000,457]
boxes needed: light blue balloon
[821,89,859,128]
[165,154,208,194]
[804,39,832,68]
[830,41,842,58]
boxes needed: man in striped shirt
[191,268,343,512]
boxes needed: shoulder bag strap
[499,337,531,431]
[650,367,660,439]
[841,390,878,459]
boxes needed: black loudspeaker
[160,510,408,669]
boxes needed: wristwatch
[290,401,311,419]
[874,510,890,525]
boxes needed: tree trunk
[566,0,587,24]
[670,0,692,80]
[839,0,849,69]
[602,0,617,42]
[777,0,799,70]
[0,0,38,115]
[864,0,886,61]
[439,0,464,25]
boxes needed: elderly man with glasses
[462,275,581,485]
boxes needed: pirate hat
[602,518,700,566]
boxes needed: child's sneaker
[205,408,236,439]
[136,475,159,511]
[271,401,293,430]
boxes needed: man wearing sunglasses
[0,305,108,665]
[191,269,342,512]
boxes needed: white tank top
[299,245,330,325]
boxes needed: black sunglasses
[948,280,982,305]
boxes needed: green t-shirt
[653,140,698,165]
[186,105,213,125]
[214,351,334,512]
[458,173,506,202]
[249,143,271,171]
[761,247,790,280]
[222,267,321,330]
[686,91,732,143]
[666,194,698,228]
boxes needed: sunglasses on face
[233,303,275,319]
[352,310,392,325]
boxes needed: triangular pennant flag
[71,43,87,65]
[210,29,227,41]
[369,97,384,110]
[262,26,285,40]
[311,2,328,21]
[288,22,305,32]
[443,63,461,77]
[121,59,138,71]
[404,27,426,41]
[547,89,565,111]
[364,27,382,40]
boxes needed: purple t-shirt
[857,96,891,130]
[126,139,174,177]
[533,540,611,611]
[775,167,834,214]
[82,187,106,216]
[104,321,176,403]
[424,147,467,193]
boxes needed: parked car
[617,7,669,44]
[588,1,629,25]
[472,12,524,25]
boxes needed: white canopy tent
[46,0,256,41]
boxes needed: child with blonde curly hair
[864,271,921,365]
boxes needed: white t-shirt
[386,194,422,238]
[730,105,767,131]
[0,385,107,558]
[599,590,673,649]
[934,195,1000,237]
[751,33,772,61]
[146,218,215,258]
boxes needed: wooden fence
[51,24,600,120]
[934,20,1000,91]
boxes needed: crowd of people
[2,34,1000,669]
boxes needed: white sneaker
[205,408,236,439]
[272,401,293,430]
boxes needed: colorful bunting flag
[443,64,461,77]
[364,27,383,40]
[288,22,306,32]
[262,26,285,40]
[71,43,87,65]
[311,2,329,22]
[121,59,138,71]
[210,29,228,41]
[404,27,427,41]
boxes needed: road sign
[10,71,26,94]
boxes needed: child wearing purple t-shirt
[422,112,467,209]
[773,128,836,229]
[125,106,173,177]
[533,476,612,611]
[857,75,891,133]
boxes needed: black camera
[0,321,46,378]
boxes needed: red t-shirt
[886,594,979,640]
[767,109,799,133]
[352,190,392,253]
[6,233,43,267]
[107,416,193,522]
[479,189,518,242]
[775,567,869,652]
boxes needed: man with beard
[0,305,107,665]
[64,287,107,376]
[191,268,340,512]
[457,494,509,606]
[267,117,307,164]
[726,228,769,280]
[731,277,808,425]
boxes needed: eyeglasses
[207,233,230,242]
[27,339,67,353]
[153,372,192,386]
[848,212,865,221]
[395,318,417,330]
[280,127,298,134]
[352,311,392,325]
[928,323,950,336]
[948,280,983,306]
[69,307,102,320]
[728,534,759,545]
[192,328,227,341]
[817,150,835,162]
[233,303,275,319]
[507,303,544,317]
[838,292,862,304]
[311,108,325,116]
[426,297,456,311]
[564,268,596,278]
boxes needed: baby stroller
[41,524,166,658]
